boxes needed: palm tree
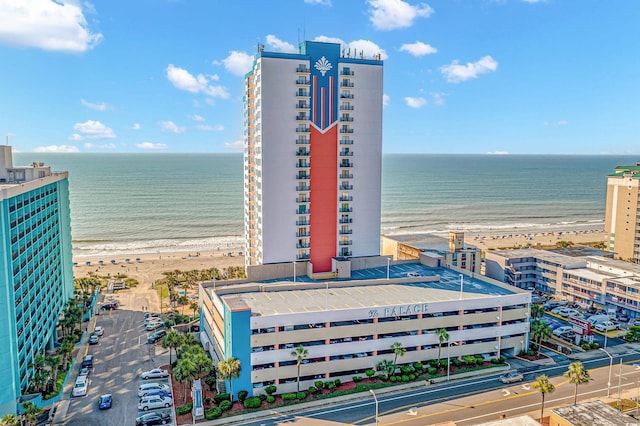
[162,330,186,365]
[291,345,309,392]
[21,401,40,426]
[1,414,20,426]
[57,342,73,370]
[532,374,555,421]
[44,355,61,390]
[189,301,199,318]
[530,303,545,319]
[391,342,406,367]
[530,320,552,354]
[174,357,198,403]
[436,328,450,366]
[563,361,590,405]
[376,360,395,380]
[218,357,241,402]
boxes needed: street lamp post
[369,389,379,426]
[447,342,456,381]
[386,258,390,280]
[617,359,623,410]
[600,347,613,397]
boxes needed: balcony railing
[296,127,310,133]
[296,163,311,168]
[296,115,308,121]
[339,229,353,235]
[296,209,310,214]
[340,93,354,99]
[296,66,310,73]
[296,232,309,237]
[296,150,310,156]
[340,70,354,76]
[296,174,311,180]
[296,243,311,249]
[296,103,310,109]
[340,105,354,110]
[339,240,353,246]
[340,184,353,190]
[296,220,310,226]
[340,173,353,179]
[340,116,354,122]
[339,196,353,201]
[339,218,352,224]
[340,82,354,88]
[339,207,353,212]
[296,139,310,144]
[339,151,353,156]
[340,251,352,257]
[296,91,310,97]
[339,128,354,134]
[296,254,310,260]
[296,78,310,85]
[296,185,310,191]
[340,139,354,145]
[340,162,354,168]
[295,198,309,204]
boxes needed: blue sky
[0,0,638,155]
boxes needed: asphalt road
[236,346,640,426]
[63,291,173,426]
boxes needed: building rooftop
[217,263,519,316]
[385,233,479,252]
[473,415,540,426]
[550,400,634,425]
[488,248,587,269]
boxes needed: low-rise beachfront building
[199,260,530,398]
[0,145,74,415]
[382,232,482,275]
[485,248,640,319]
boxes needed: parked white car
[145,322,163,331]
[138,383,170,398]
[552,326,573,336]
[138,395,173,411]
[595,321,619,332]
[141,369,169,380]
[72,376,88,397]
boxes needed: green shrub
[581,342,590,351]
[308,386,318,394]
[413,362,424,371]
[282,393,297,401]
[401,375,409,382]
[462,355,476,365]
[527,350,535,356]
[264,385,277,395]
[176,403,193,415]
[427,367,437,374]
[214,393,230,404]
[401,365,414,374]
[429,360,438,368]
[439,359,448,368]
[326,382,336,390]
[315,380,324,390]
[266,395,275,403]
[452,358,462,367]
[243,396,262,409]
[591,342,600,349]
[297,391,307,400]
[258,394,267,401]
[390,375,397,382]
[409,374,416,380]
[353,376,363,382]
[204,407,222,420]
[365,369,375,378]
[238,390,248,402]
[334,379,341,387]
[203,397,211,406]
[219,400,232,412]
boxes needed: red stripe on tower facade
[309,124,337,273]
[313,75,317,124]
[329,76,333,123]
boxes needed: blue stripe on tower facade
[303,41,339,131]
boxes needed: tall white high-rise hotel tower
[244,41,383,273]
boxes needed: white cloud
[486,151,509,155]
[136,142,168,150]
[81,98,108,111]
[72,120,116,139]
[544,120,568,127]
[304,0,331,5]
[83,142,115,149]
[440,55,498,83]
[158,120,186,134]
[33,145,79,153]
[430,92,446,106]
[367,0,434,31]
[166,64,229,99]
[0,0,102,53]
[399,41,437,56]
[266,35,297,53]
[222,51,253,76]
[314,36,388,60]
[190,114,205,122]
[383,94,390,106]
[196,124,224,131]
[132,123,141,130]
[404,97,427,108]
[68,133,84,141]
[224,139,243,151]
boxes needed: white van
[138,395,173,411]
[72,376,88,397]
[587,315,610,326]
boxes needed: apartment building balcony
[339,196,353,201]
[340,139,354,145]
[296,126,310,133]
[340,93,354,99]
[339,207,353,212]
[296,242,311,249]
[339,116,354,122]
[340,251,353,257]
[296,115,309,121]
[296,138,310,144]
[295,198,309,204]
[296,149,310,156]
[339,128,354,134]
[339,240,353,246]
[296,254,310,260]
[340,173,353,179]
[339,150,353,156]
[296,185,310,191]
[296,220,310,226]
[296,66,310,73]
[340,81,355,88]
[340,70,354,76]
[296,78,310,85]
[296,162,311,168]
[340,162,354,168]
[339,218,352,224]
[296,91,310,98]
[340,184,353,190]
[296,209,310,215]
[296,174,311,180]
[339,229,353,235]
[295,103,310,110]
[340,105,354,111]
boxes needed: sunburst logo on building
[314,56,332,76]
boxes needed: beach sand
[467,228,606,251]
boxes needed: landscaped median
[197,361,511,426]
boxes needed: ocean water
[13,153,636,257]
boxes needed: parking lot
[61,291,175,426]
